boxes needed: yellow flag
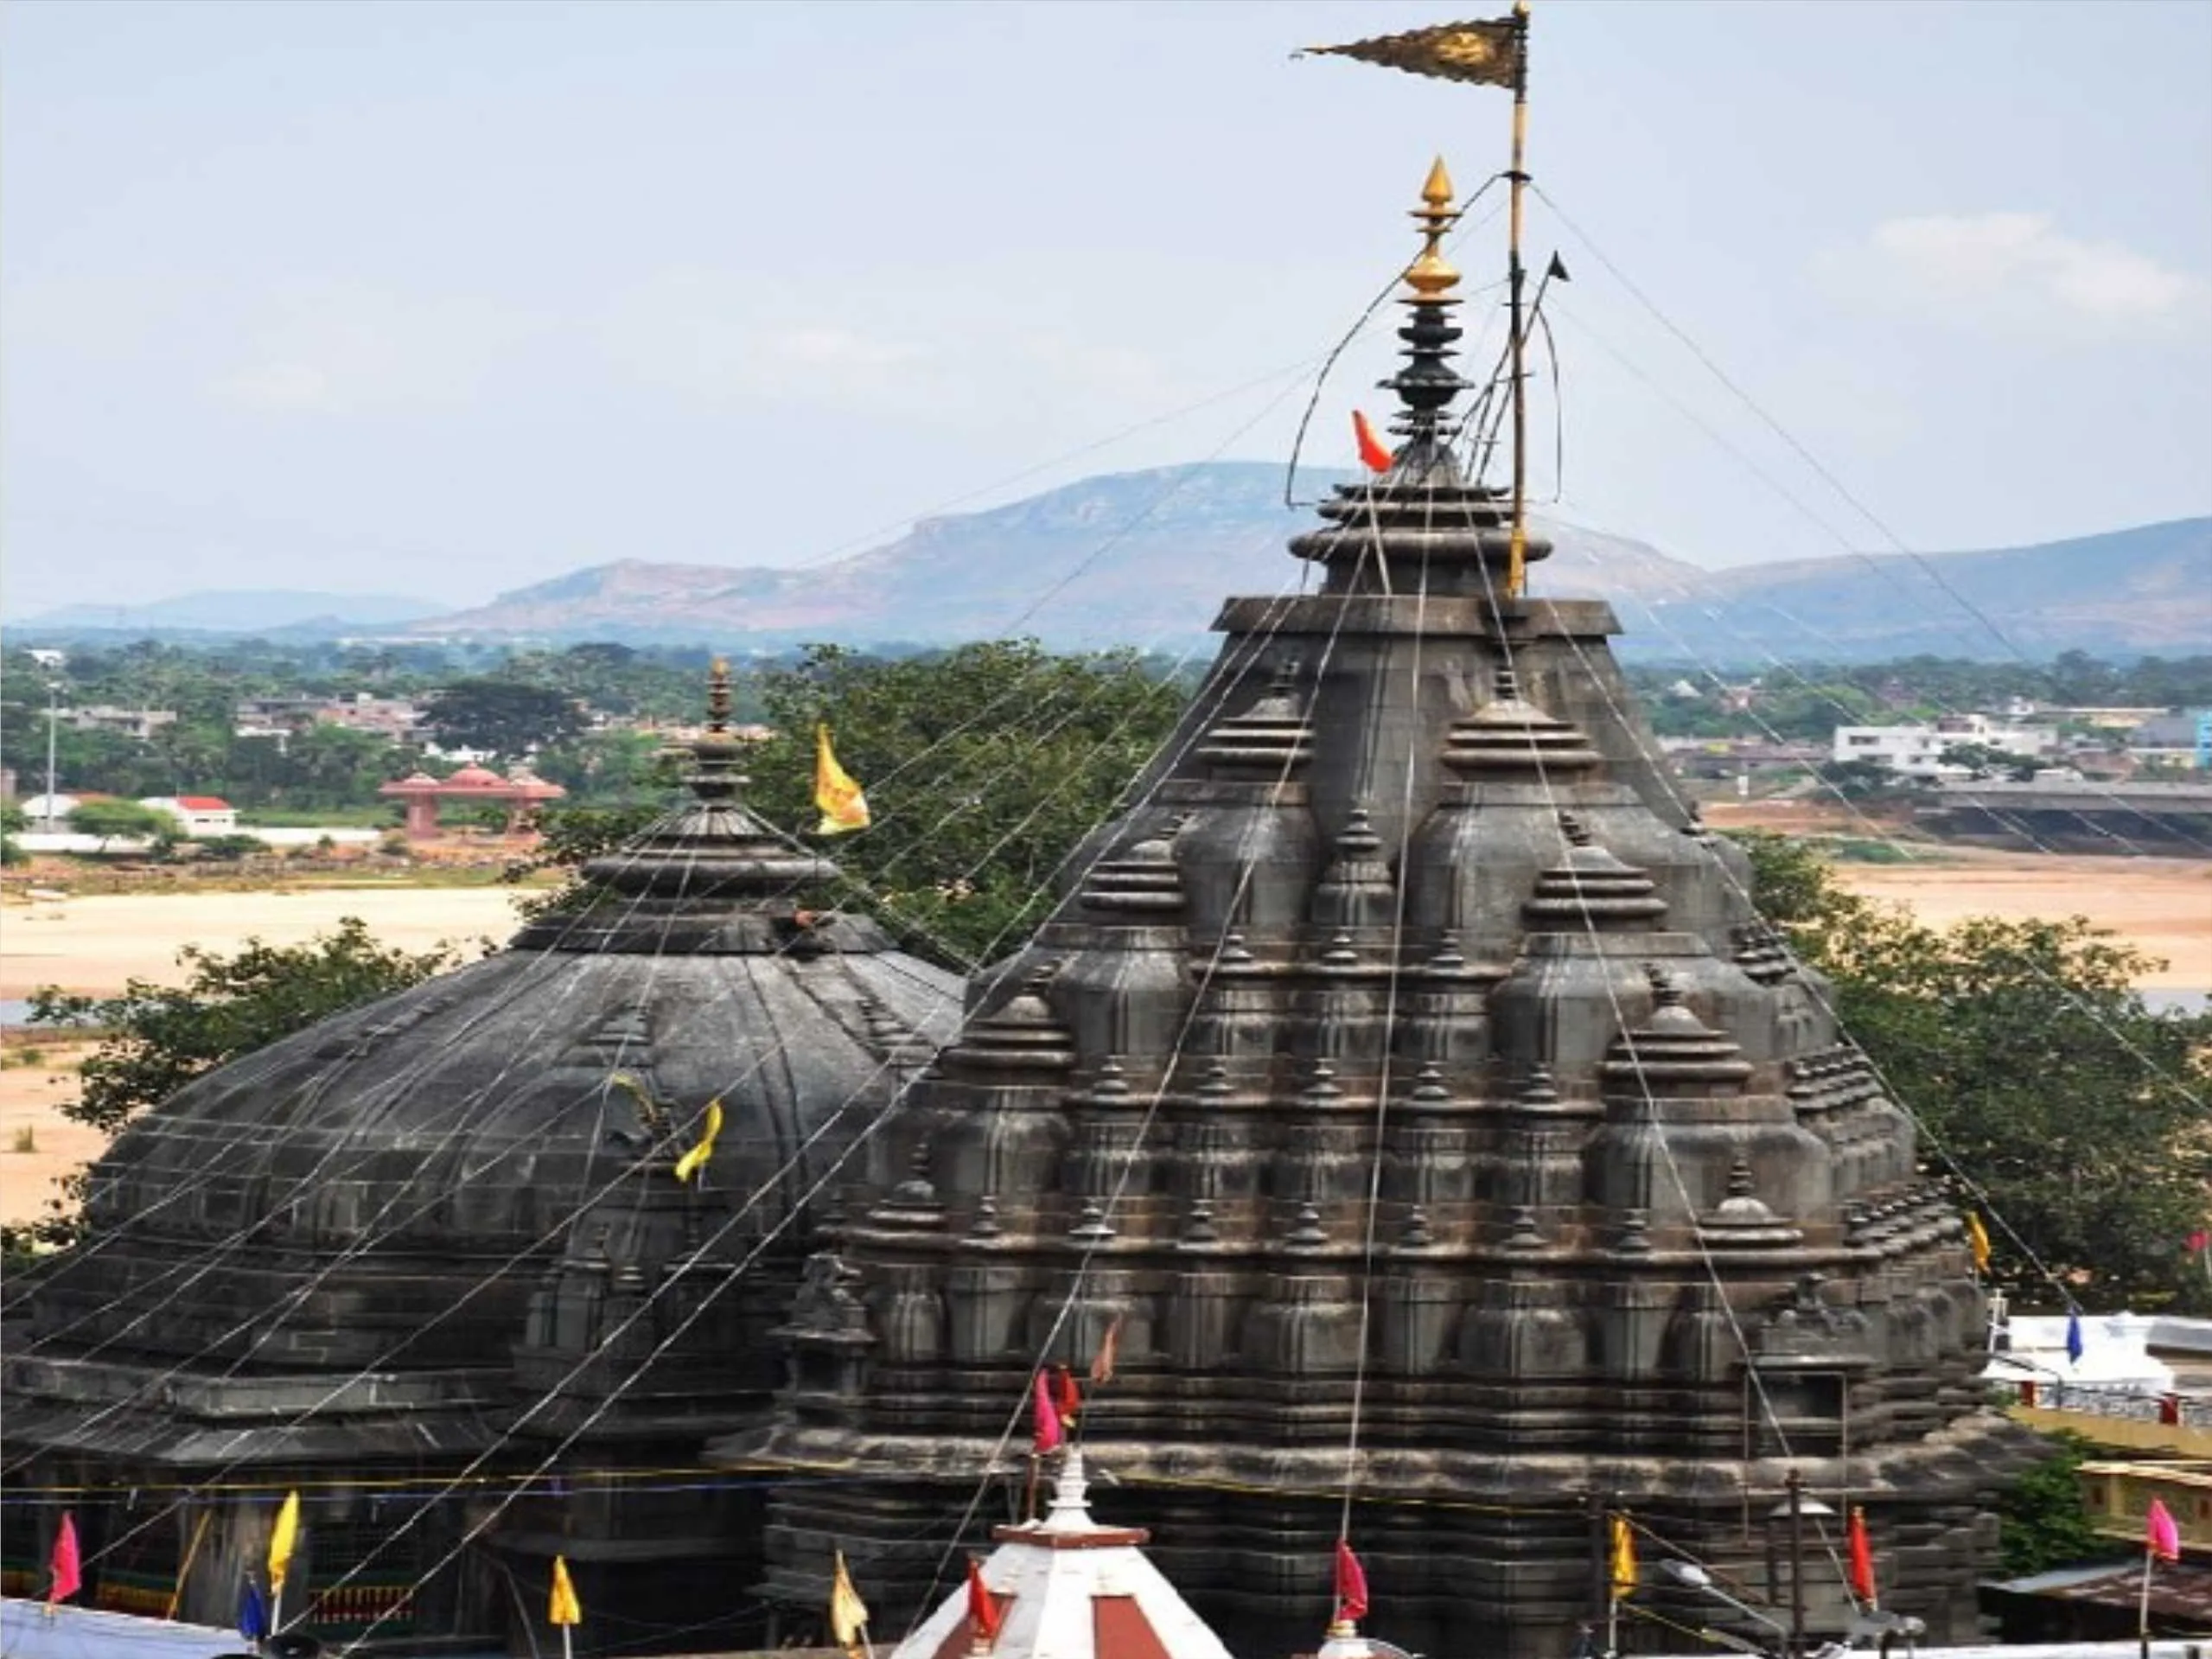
[1609,1513,1637,1602]
[549,1554,582,1628]
[1967,1211,1992,1273]
[829,1548,870,1649]
[267,1490,301,1594]
[814,724,870,835]
[673,1099,724,1184]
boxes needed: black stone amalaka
[0,665,961,1656]
[721,174,2036,1656]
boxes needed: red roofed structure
[379,765,564,839]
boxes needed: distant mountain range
[16,589,443,636]
[14,466,2208,663]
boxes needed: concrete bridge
[1921,778,2212,854]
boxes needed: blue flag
[2066,1311,2085,1364]
[239,1578,269,1642]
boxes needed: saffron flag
[267,1490,302,1595]
[1053,1363,1082,1425]
[814,725,870,836]
[2067,1310,2086,1365]
[2149,1497,2182,1563]
[1847,1507,1877,1603]
[1297,16,1521,89]
[673,1098,724,1184]
[1089,1313,1124,1386]
[549,1554,583,1627]
[829,1549,870,1649]
[966,1558,1002,1643]
[1334,1537,1370,1622]
[47,1511,81,1606]
[1965,1211,1992,1273]
[1352,410,1393,474]
[1608,1513,1636,1602]
[239,1579,269,1642]
[1031,1369,1064,1454]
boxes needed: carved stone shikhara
[722,180,2036,1656]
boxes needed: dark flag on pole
[1296,16,1521,89]
[239,1579,269,1643]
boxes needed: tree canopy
[513,641,1187,969]
[67,798,169,845]
[427,679,586,759]
[1737,832,2212,1307]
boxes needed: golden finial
[705,656,732,735]
[1404,156,1460,303]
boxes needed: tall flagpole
[1505,0,1533,599]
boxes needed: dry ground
[0,1040,107,1229]
[1832,851,2211,990]
[0,886,520,1002]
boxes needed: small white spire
[1040,1447,1093,1533]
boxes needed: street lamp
[41,677,62,831]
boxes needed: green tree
[743,641,1184,967]
[510,641,1185,968]
[1998,1432,2122,1575]
[1937,742,2037,782]
[1737,834,2212,1305]
[429,680,586,759]
[67,798,169,848]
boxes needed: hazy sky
[6,0,2209,617]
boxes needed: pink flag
[1031,1370,1063,1454]
[48,1511,82,1606]
[2148,1497,2182,1563]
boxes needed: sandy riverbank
[0,1042,107,1230]
[0,886,521,1002]
[1833,852,2212,990]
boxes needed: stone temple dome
[2,664,962,1649]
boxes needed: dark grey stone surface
[723,278,2037,1655]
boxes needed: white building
[1832,714,2057,780]
[137,795,239,835]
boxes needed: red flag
[2189,1230,2209,1254]
[1089,1314,1124,1386]
[1053,1364,1082,1425]
[1352,410,1393,474]
[48,1511,82,1606]
[1334,1537,1370,1622]
[1031,1370,1063,1454]
[1847,1507,1877,1603]
[966,1558,1002,1642]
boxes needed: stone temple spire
[727,163,2031,1656]
[1382,156,1472,472]
[1286,162,1551,605]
